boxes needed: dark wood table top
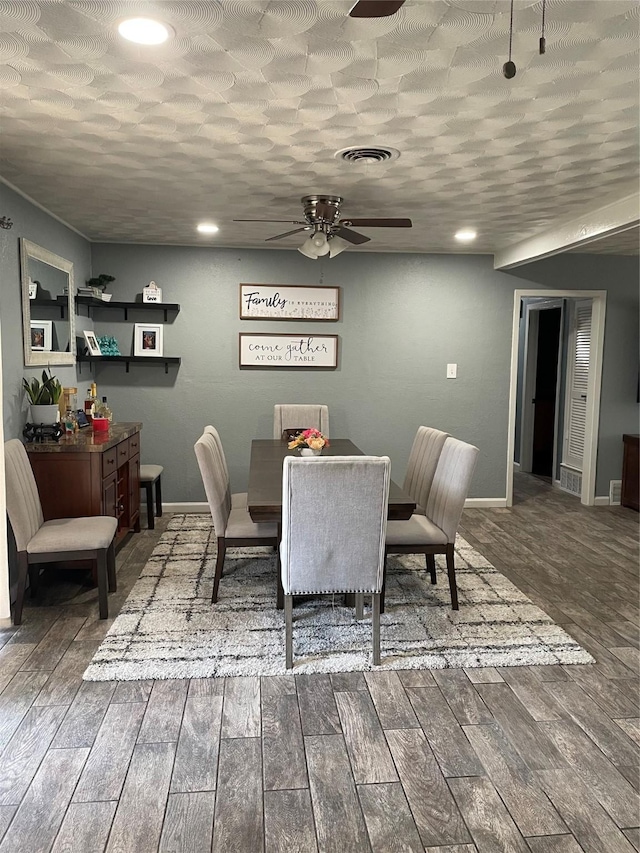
[247,438,416,523]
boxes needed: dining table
[247,439,416,609]
[247,438,416,523]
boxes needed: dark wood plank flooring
[0,473,637,852]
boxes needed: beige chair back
[4,439,44,551]
[204,425,229,483]
[281,455,390,595]
[403,426,449,513]
[194,432,231,535]
[425,437,479,543]
[273,404,329,439]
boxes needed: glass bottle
[64,407,77,435]
[96,396,113,422]
[84,387,95,419]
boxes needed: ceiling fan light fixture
[328,236,349,258]
[298,236,319,259]
[311,231,330,255]
[118,17,172,45]
[455,229,477,242]
[197,223,219,235]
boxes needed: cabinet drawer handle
[106,458,115,465]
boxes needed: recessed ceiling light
[118,18,172,45]
[197,223,219,235]
[455,229,477,242]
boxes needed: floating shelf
[31,297,67,318]
[75,296,181,322]
[77,355,181,374]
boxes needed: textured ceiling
[0,0,638,254]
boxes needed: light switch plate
[447,363,457,378]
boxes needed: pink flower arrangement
[288,428,329,452]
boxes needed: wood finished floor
[0,473,638,853]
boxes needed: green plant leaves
[22,369,62,404]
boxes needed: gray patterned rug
[83,515,593,680]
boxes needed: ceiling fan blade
[233,219,307,224]
[333,226,371,245]
[265,227,309,242]
[349,0,405,17]
[339,218,412,228]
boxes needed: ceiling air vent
[334,146,400,165]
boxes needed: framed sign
[239,284,340,321]
[83,330,102,356]
[133,323,163,356]
[30,319,52,351]
[239,333,338,369]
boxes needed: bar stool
[140,464,163,530]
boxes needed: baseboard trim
[0,617,12,628]
[164,502,210,514]
[593,496,611,506]
[464,498,508,508]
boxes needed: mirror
[20,238,75,366]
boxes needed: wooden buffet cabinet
[26,422,142,546]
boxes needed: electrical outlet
[447,363,457,379]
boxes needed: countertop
[25,422,142,453]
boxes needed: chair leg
[145,483,154,530]
[285,595,293,669]
[380,553,387,615]
[96,551,109,619]
[211,537,226,603]
[426,553,437,584]
[155,476,162,518]
[14,552,29,626]
[107,540,117,592]
[355,592,364,620]
[445,543,459,610]
[372,593,381,666]
[28,564,40,598]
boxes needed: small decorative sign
[28,279,38,299]
[142,281,163,303]
[239,284,340,321]
[239,333,338,369]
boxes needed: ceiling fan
[348,1,406,17]
[233,195,412,259]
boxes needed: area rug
[83,515,593,680]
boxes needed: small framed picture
[30,319,52,351]
[83,330,102,356]
[134,323,163,356]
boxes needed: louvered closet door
[563,299,592,471]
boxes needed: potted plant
[23,369,62,423]
[86,274,115,292]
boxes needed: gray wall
[0,182,91,438]
[90,242,637,502]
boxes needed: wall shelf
[30,296,67,318]
[76,296,180,322]
[77,355,181,374]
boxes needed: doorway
[531,306,562,479]
[507,289,607,507]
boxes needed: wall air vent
[334,146,400,165]
[559,464,582,497]
[609,480,622,505]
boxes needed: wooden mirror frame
[20,238,76,366]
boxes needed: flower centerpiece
[288,428,329,456]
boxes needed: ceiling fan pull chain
[503,0,517,79]
[540,0,547,55]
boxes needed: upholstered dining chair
[273,404,329,440]
[403,426,449,516]
[203,425,247,508]
[385,437,479,611]
[194,431,277,603]
[4,439,118,625]
[280,455,390,668]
